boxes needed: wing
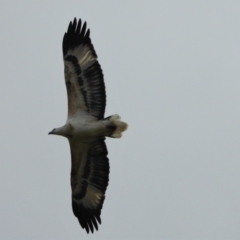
[69,138,110,233]
[63,18,106,120]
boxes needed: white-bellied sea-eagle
[48,18,128,234]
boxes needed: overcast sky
[1,1,240,239]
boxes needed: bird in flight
[49,18,128,233]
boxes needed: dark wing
[63,18,106,120]
[69,138,109,233]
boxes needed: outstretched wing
[69,138,110,233]
[63,18,106,120]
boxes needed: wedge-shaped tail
[105,114,128,138]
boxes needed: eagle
[48,18,128,233]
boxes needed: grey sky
[1,1,240,239]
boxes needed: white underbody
[52,114,127,140]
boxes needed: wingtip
[63,18,91,57]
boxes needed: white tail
[108,114,128,138]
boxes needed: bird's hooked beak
[48,129,56,135]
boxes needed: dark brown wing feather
[69,138,109,233]
[63,18,106,119]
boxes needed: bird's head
[48,124,73,138]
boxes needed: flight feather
[63,18,106,120]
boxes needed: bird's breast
[72,121,105,140]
